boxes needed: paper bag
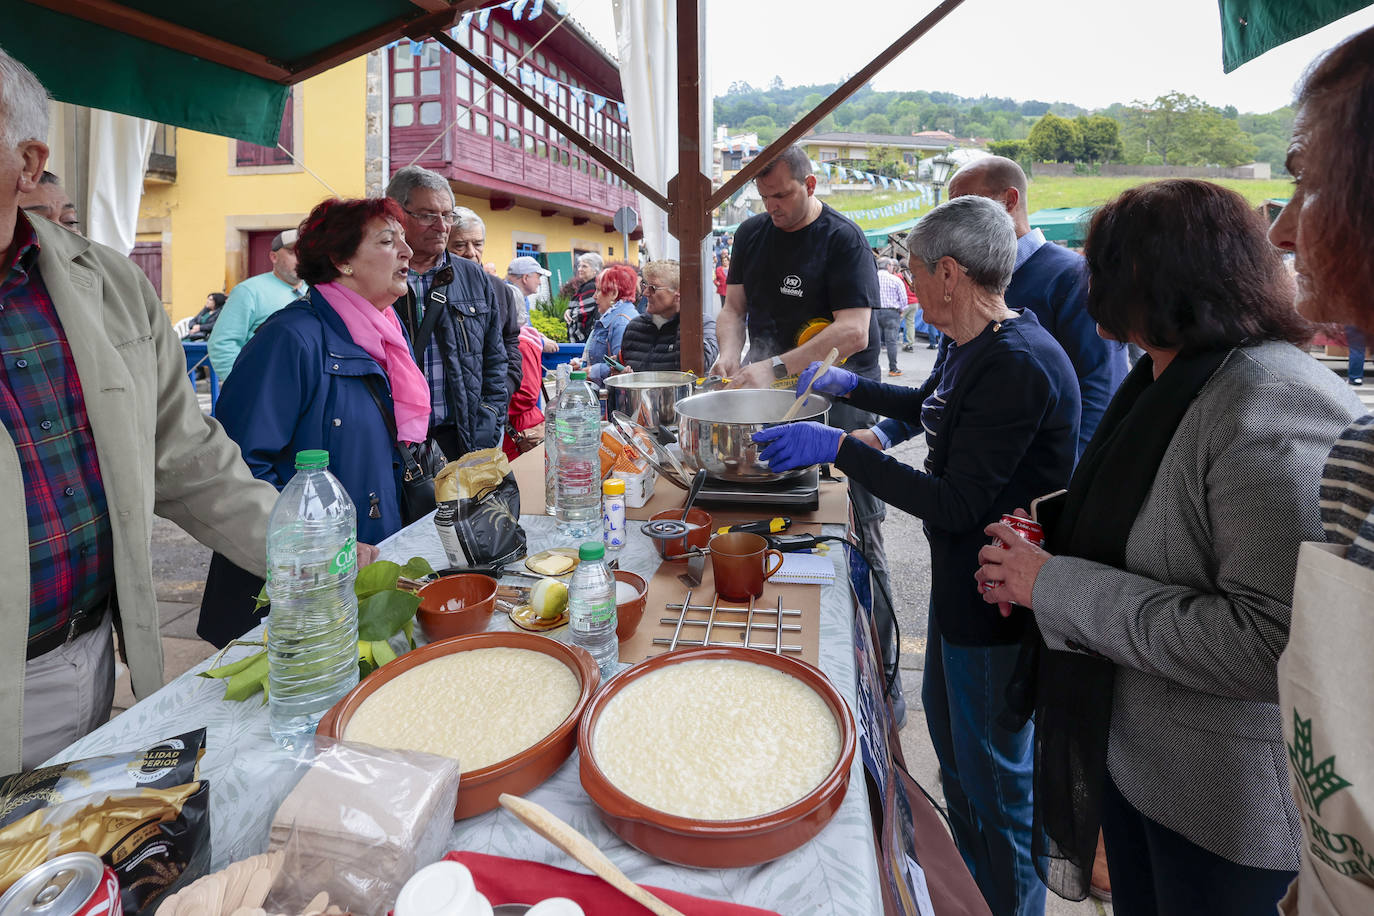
[1277,542,1374,915]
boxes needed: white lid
[526,899,586,916]
[394,861,493,916]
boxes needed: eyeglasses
[402,207,458,227]
[641,283,664,296]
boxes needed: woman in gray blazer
[976,180,1362,915]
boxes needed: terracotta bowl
[416,574,498,641]
[317,632,599,819]
[577,647,856,867]
[612,570,647,642]
[647,507,712,561]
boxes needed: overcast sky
[570,0,1374,114]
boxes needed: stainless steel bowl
[674,388,830,482]
[603,371,694,430]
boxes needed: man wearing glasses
[386,166,507,460]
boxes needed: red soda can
[0,853,120,916]
[981,513,1046,593]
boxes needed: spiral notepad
[773,552,837,586]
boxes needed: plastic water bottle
[568,542,618,680]
[555,370,603,542]
[265,450,361,748]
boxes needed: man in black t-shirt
[711,149,882,387]
[711,146,901,719]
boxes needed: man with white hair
[875,257,907,377]
[0,46,278,771]
[446,207,523,413]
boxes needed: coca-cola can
[0,852,120,916]
[981,514,1046,593]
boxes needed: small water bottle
[555,370,603,542]
[567,542,618,680]
[602,478,626,552]
[265,450,360,748]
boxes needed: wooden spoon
[780,347,840,422]
[498,794,686,916]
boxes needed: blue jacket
[215,289,407,545]
[583,300,639,382]
[836,311,1080,646]
[877,243,1128,460]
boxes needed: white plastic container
[394,860,492,916]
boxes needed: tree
[742,114,780,145]
[1076,115,1123,163]
[987,140,1028,161]
[726,80,755,95]
[860,113,893,135]
[1027,113,1082,162]
[768,75,784,91]
[865,145,908,178]
[1124,91,1201,165]
[1180,108,1257,166]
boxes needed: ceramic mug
[709,531,784,601]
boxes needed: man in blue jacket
[387,166,507,460]
[858,157,1127,460]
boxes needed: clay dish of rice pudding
[317,632,600,818]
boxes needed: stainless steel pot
[673,388,831,482]
[603,372,694,430]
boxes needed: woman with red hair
[217,196,426,547]
[572,263,640,383]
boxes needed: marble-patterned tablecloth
[48,513,881,914]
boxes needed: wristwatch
[771,355,788,379]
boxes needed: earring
[341,265,354,276]
[943,292,952,302]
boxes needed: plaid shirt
[876,268,907,310]
[407,253,451,426]
[0,218,114,638]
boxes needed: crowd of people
[4,21,1374,916]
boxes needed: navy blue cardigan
[215,290,407,545]
[835,312,1080,646]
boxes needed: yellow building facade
[141,51,636,321]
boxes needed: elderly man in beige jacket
[0,48,279,772]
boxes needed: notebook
[773,551,837,586]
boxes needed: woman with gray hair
[564,251,603,342]
[755,194,1080,916]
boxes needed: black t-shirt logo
[780,274,803,298]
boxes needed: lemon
[530,577,569,620]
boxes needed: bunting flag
[616,102,629,122]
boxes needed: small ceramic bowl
[417,574,498,641]
[612,570,647,642]
[647,507,712,561]
[317,632,599,819]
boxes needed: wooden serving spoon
[780,347,840,422]
[498,794,686,916]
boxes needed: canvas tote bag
[1278,542,1374,915]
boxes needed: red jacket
[503,326,546,460]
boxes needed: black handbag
[443,472,527,566]
[363,376,448,525]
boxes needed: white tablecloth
[48,513,883,914]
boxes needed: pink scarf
[316,282,431,444]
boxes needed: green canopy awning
[0,0,463,145]
[1218,0,1374,72]
[1029,207,1096,246]
[864,217,920,246]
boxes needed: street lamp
[928,151,956,205]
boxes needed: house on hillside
[800,130,978,178]
[133,6,639,319]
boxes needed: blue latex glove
[752,422,844,471]
[796,360,858,398]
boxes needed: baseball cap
[271,229,299,251]
[508,255,551,277]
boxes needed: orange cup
[709,532,784,601]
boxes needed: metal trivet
[653,591,802,655]
[641,518,690,542]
